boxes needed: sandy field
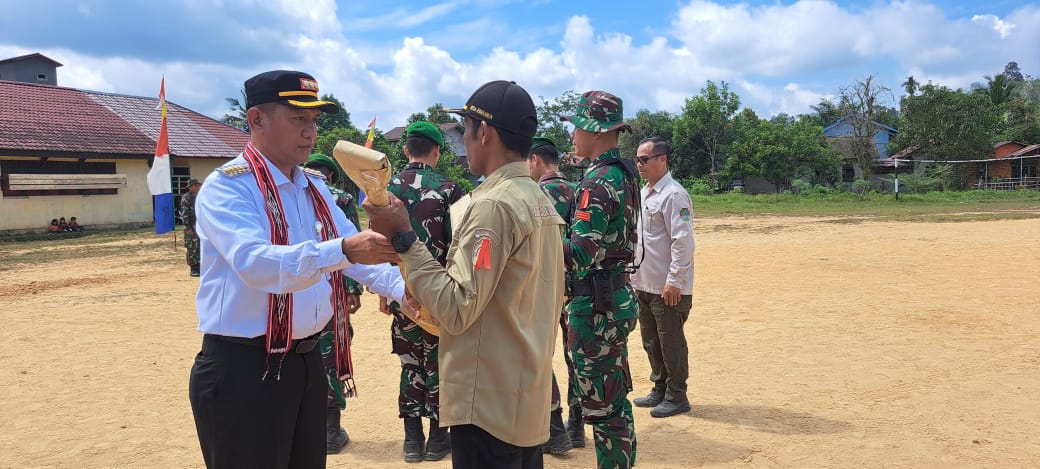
[2,213,1039,468]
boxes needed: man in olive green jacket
[364,80,564,469]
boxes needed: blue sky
[2,1,1038,129]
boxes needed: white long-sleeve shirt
[194,153,404,339]
[630,172,696,295]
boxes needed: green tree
[221,89,247,130]
[535,91,581,154]
[902,75,919,97]
[723,110,841,191]
[618,109,677,161]
[980,73,1016,106]
[424,103,459,125]
[893,84,999,187]
[316,94,351,134]
[805,97,845,128]
[673,80,741,189]
[1004,61,1026,83]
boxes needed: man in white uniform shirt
[629,136,696,418]
[188,70,406,469]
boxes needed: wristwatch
[391,231,418,253]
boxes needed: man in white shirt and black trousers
[187,70,406,469]
[629,136,696,418]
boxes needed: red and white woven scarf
[242,143,356,395]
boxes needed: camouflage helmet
[561,90,631,133]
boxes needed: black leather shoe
[633,389,665,408]
[650,400,691,418]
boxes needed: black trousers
[450,424,542,469]
[189,335,326,469]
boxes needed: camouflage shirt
[537,170,576,226]
[563,148,640,278]
[179,192,198,230]
[388,162,465,266]
[329,186,363,295]
[329,187,361,232]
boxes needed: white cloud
[5,1,1040,129]
[972,14,1015,39]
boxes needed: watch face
[393,231,416,253]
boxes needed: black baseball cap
[244,70,339,113]
[443,80,537,138]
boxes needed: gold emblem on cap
[299,78,320,92]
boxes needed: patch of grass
[693,190,1040,220]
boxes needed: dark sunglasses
[635,153,665,165]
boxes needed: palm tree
[902,76,919,97]
[983,73,1016,106]
[221,89,247,130]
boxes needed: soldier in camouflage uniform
[180,178,202,277]
[560,91,641,469]
[303,152,364,454]
[528,136,580,455]
[385,121,464,462]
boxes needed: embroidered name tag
[531,206,556,218]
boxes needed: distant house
[823,116,899,184]
[1,68,248,233]
[968,142,1040,190]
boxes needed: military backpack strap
[592,156,643,273]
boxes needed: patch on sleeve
[679,207,691,222]
[472,228,501,271]
[575,210,591,222]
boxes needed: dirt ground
[2,214,1039,468]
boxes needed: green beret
[304,152,346,186]
[186,177,202,186]
[530,136,557,152]
[405,121,445,147]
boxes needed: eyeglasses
[635,153,665,165]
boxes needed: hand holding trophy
[333,140,440,336]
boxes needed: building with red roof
[1,54,247,232]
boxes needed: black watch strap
[391,231,418,253]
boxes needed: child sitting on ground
[58,217,70,232]
[69,217,83,232]
[48,219,60,234]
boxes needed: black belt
[566,272,627,297]
[206,333,321,354]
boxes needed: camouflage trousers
[320,319,355,411]
[391,308,440,420]
[568,292,638,469]
[184,231,200,267]
[550,306,580,412]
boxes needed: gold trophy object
[332,140,440,336]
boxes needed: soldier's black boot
[403,417,425,463]
[542,408,573,455]
[190,264,200,277]
[565,404,585,448]
[326,408,349,454]
[424,418,451,461]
